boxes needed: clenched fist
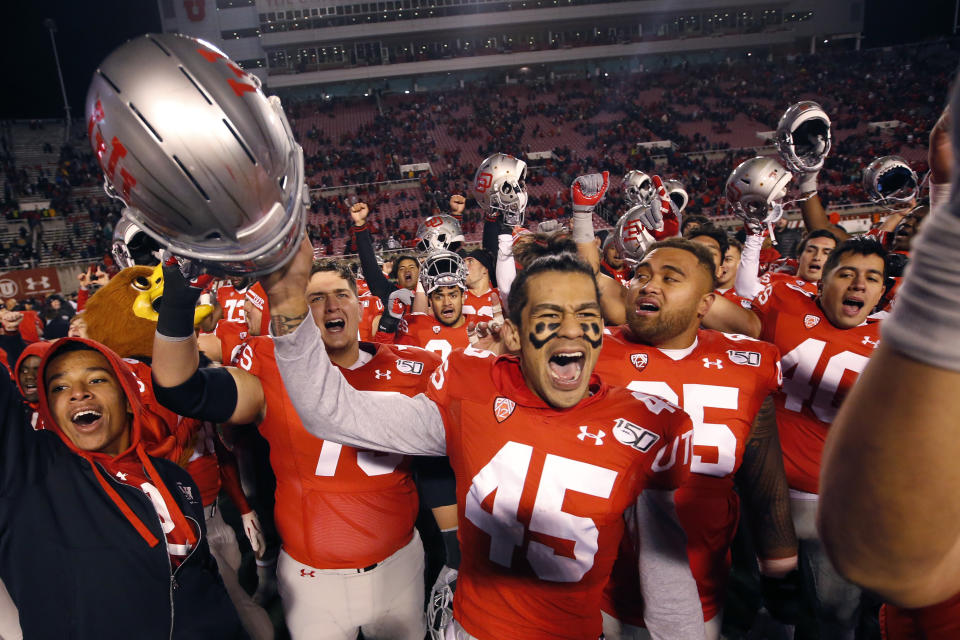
[350,202,370,227]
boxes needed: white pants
[277,530,426,640]
[0,579,21,640]
[600,611,721,640]
[206,506,275,640]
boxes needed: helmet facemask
[419,251,468,295]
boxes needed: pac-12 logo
[475,172,493,193]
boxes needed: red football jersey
[398,312,474,360]
[358,293,384,342]
[596,327,782,622]
[233,337,441,569]
[216,282,248,325]
[752,282,880,494]
[356,276,371,298]
[462,288,499,319]
[426,348,693,639]
[717,287,753,309]
[881,591,960,640]
[758,271,819,297]
[213,319,249,366]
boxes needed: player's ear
[501,319,521,353]
[698,290,716,320]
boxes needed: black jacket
[0,362,244,639]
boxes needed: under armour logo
[25,276,49,290]
[115,471,128,481]
[375,370,391,380]
[300,569,316,578]
[862,336,879,348]
[703,358,723,369]
[577,426,606,445]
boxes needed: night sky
[1,0,955,120]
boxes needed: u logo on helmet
[196,48,257,98]
[623,220,646,241]
[425,216,444,228]
[475,172,493,193]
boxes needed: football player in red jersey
[819,96,960,639]
[745,236,887,638]
[259,240,705,640]
[736,229,837,304]
[152,259,440,640]
[394,251,478,361]
[595,238,795,640]
[461,249,499,319]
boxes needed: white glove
[427,565,458,640]
[387,287,415,320]
[571,172,609,214]
[241,511,265,560]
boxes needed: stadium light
[43,18,71,143]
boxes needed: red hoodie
[36,338,200,567]
[15,341,51,429]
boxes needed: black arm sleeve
[482,217,499,259]
[152,366,239,424]
[355,226,396,302]
[735,396,797,561]
[413,456,457,509]
[0,334,27,371]
[0,362,39,496]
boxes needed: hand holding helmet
[472,153,528,226]
[775,101,832,196]
[863,156,919,211]
[726,156,792,231]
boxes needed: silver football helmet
[86,33,306,276]
[415,214,465,254]
[473,153,528,226]
[419,250,468,294]
[775,101,832,174]
[725,156,792,226]
[663,179,689,213]
[112,209,162,269]
[863,156,918,210]
[622,170,654,208]
[613,206,657,265]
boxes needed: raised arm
[262,237,447,457]
[819,96,960,605]
[350,202,396,302]
[700,294,761,338]
[734,229,766,301]
[151,263,264,426]
[799,195,850,242]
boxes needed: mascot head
[84,265,213,360]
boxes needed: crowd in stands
[0,38,953,263]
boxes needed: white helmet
[862,156,918,210]
[622,170,654,207]
[419,250,467,294]
[613,206,657,265]
[775,101,832,174]
[663,179,689,213]
[86,33,306,276]
[472,153,528,226]
[112,209,162,269]
[415,214,465,254]
[725,156,792,226]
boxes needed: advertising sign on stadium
[0,268,61,300]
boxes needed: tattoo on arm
[270,311,308,336]
[736,396,797,558]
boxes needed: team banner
[0,267,62,300]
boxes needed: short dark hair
[642,237,719,290]
[822,237,888,280]
[310,259,358,296]
[688,224,729,261]
[798,229,838,255]
[726,238,743,255]
[389,255,420,280]
[507,253,598,327]
[680,214,710,237]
